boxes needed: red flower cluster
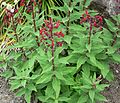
[26,0,37,13]
[80,10,103,31]
[39,18,64,47]
[3,9,18,25]
[20,0,25,6]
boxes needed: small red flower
[39,18,64,47]
[20,0,25,6]
[40,29,43,35]
[54,21,60,28]
[95,16,103,23]
[93,22,97,27]
[59,31,64,37]
[57,42,63,47]
[85,10,89,15]
[14,9,18,13]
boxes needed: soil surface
[102,63,120,103]
[0,64,120,103]
[0,69,24,103]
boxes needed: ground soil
[0,63,120,103]
[102,63,120,103]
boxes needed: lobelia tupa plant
[0,0,120,103]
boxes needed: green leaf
[95,93,106,102]
[77,55,87,70]
[64,75,75,85]
[86,43,91,53]
[106,47,117,55]
[88,53,96,65]
[0,70,13,79]
[10,80,22,91]
[45,84,54,98]
[0,55,4,61]
[96,84,109,91]
[106,71,114,81]
[34,30,40,36]
[52,77,60,98]
[96,61,109,78]
[30,75,39,80]
[55,71,65,81]
[54,47,65,58]
[38,96,47,102]
[82,64,90,77]
[21,80,27,88]
[28,56,36,69]
[105,19,116,32]
[82,72,92,85]
[58,56,71,64]
[112,54,120,63]
[58,97,70,102]
[36,72,53,84]
[84,0,92,7]
[27,83,37,92]
[62,17,69,23]
[16,88,26,97]
[77,94,88,103]
[64,35,72,45]
[25,89,31,103]
[89,90,95,103]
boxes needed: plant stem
[88,28,91,45]
[32,5,40,46]
[51,30,55,71]
[66,0,72,35]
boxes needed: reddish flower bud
[85,10,89,15]
[59,31,64,37]
[40,29,43,35]
[54,21,60,28]
[90,24,92,31]
[20,0,25,6]
[14,9,18,13]
[57,42,63,47]
[51,39,54,47]
[93,22,97,27]
[95,16,103,23]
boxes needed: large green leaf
[89,90,95,103]
[36,72,53,84]
[77,55,87,70]
[77,94,88,103]
[25,89,31,103]
[52,77,61,98]
[16,88,26,97]
[95,93,106,102]
[112,54,120,63]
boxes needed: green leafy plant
[0,0,120,103]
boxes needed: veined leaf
[89,90,95,103]
[112,54,120,63]
[25,89,31,103]
[95,93,106,102]
[27,83,37,92]
[77,94,88,103]
[52,77,61,98]
[36,72,53,84]
[16,88,26,97]
[77,55,87,70]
